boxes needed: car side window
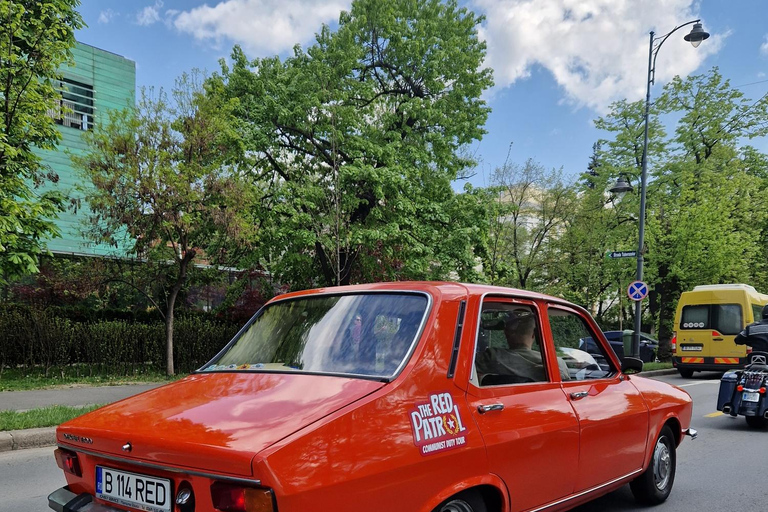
[474,302,550,386]
[548,308,614,381]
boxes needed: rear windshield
[200,292,429,379]
[680,304,742,334]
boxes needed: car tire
[630,425,676,505]
[435,490,487,512]
[745,415,768,429]
[678,368,694,378]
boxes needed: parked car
[580,330,659,365]
[49,282,695,512]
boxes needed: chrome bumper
[49,487,122,512]
[683,427,698,440]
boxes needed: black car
[580,330,659,364]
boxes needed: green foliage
[0,306,240,377]
[209,0,493,288]
[0,0,84,279]
[74,71,257,375]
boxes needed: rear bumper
[673,357,747,371]
[49,487,121,512]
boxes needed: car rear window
[680,304,742,334]
[200,292,429,379]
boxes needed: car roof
[270,281,581,310]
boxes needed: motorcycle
[717,351,768,429]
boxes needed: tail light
[54,448,81,477]
[737,385,744,392]
[210,482,274,512]
[671,333,677,352]
[760,387,766,395]
[747,346,753,355]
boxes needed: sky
[74,0,768,189]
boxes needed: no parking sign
[627,281,649,301]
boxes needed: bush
[0,305,240,375]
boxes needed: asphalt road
[3,372,766,512]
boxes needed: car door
[466,297,580,512]
[545,305,649,492]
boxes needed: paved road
[3,373,767,512]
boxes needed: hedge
[0,306,240,375]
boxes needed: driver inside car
[476,311,570,384]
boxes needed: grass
[0,404,103,431]
[643,362,673,371]
[0,365,182,392]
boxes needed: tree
[485,159,576,291]
[588,68,768,356]
[0,0,84,280]
[209,0,493,288]
[74,72,256,375]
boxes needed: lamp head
[684,22,709,48]
[609,176,633,195]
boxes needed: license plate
[96,466,171,512]
[681,345,702,351]
[743,392,760,403]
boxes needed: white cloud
[98,9,117,24]
[761,35,768,55]
[473,0,723,112]
[137,0,164,26]
[173,0,350,56]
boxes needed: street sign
[628,281,649,301]
[608,251,637,259]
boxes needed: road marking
[678,381,719,387]
[704,411,724,418]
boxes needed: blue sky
[75,0,768,189]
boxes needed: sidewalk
[0,383,163,452]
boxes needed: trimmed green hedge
[0,306,240,375]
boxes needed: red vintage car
[49,282,696,512]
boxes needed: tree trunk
[655,263,680,362]
[165,251,195,376]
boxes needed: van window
[752,304,763,323]
[680,304,742,335]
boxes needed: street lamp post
[612,20,709,359]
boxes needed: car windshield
[200,292,429,379]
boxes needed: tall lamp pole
[611,20,709,359]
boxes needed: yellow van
[673,284,768,378]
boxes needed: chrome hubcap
[653,437,671,490]
[440,500,473,512]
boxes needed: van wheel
[678,368,694,378]
[746,416,767,429]
[435,491,487,512]
[630,425,676,505]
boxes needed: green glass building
[35,41,136,257]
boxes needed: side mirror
[621,356,644,374]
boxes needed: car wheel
[630,425,676,505]
[678,368,694,378]
[435,491,487,512]
[745,415,768,429]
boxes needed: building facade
[35,41,135,257]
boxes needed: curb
[639,368,678,377]
[0,427,56,452]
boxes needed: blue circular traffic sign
[627,281,649,301]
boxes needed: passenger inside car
[476,308,570,385]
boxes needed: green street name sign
[607,251,637,259]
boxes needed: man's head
[504,312,536,349]
[762,304,768,320]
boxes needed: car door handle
[713,337,723,341]
[477,404,504,414]
[570,391,589,400]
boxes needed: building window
[48,78,94,131]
